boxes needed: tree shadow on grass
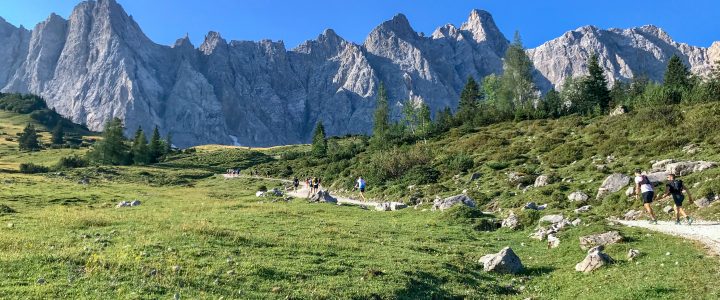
[522,266,556,276]
[394,268,522,299]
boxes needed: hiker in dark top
[314,177,321,192]
[292,177,300,191]
[634,169,658,224]
[658,173,694,225]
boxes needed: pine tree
[457,76,481,125]
[51,122,64,145]
[371,82,391,148]
[148,126,163,163]
[164,133,173,156]
[131,127,150,165]
[544,89,563,118]
[18,123,41,151]
[311,121,327,158]
[664,55,691,90]
[434,107,454,133]
[87,118,130,165]
[583,53,611,114]
[498,32,537,119]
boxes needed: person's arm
[635,182,640,199]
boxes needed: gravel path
[617,220,720,256]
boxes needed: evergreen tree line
[87,118,173,165]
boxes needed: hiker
[292,177,299,191]
[355,176,367,202]
[658,174,694,225]
[315,177,322,192]
[306,177,313,198]
[634,169,658,224]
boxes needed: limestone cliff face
[0,1,717,146]
[528,25,717,91]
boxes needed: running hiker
[355,176,367,202]
[635,169,658,224]
[658,173,694,225]
[292,177,300,192]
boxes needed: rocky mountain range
[0,0,718,146]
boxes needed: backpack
[638,175,651,185]
[668,180,684,195]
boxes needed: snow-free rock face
[0,2,717,146]
[528,25,719,91]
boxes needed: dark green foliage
[55,155,89,170]
[456,76,481,126]
[433,107,454,133]
[19,163,49,174]
[517,209,541,229]
[371,83,391,148]
[18,124,41,151]
[499,32,537,118]
[0,93,45,113]
[87,118,130,165]
[159,149,273,173]
[0,204,16,214]
[51,122,64,145]
[664,55,691,90]
[311,121,327,158]
[401,165,440,185]
[148,126,163,163]
[583,54,612,113]
[443,154,474,174]
[131,128,151,165]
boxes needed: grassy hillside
[1,98,720,298]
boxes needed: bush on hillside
[19,163,49,174]
[55,155,89,170]
[401,165,440,185]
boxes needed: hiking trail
[617,220,720,256]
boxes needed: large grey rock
[652,159,676,171]
[575,245,614,273]
[579,231,623,250]
[623,210,642,220]
[482,247,524,274]
[665,161,717,176]
[694,197,713,208]
[501,212,520,230]
[432,194,476,211]
[310,190,337,203]
[609,105,626,117]
[596,173,631,199]
[534,175,550,187]
[540,214,565,224]
[574,205,592,214]
[547,234,561,248]
[568,191,589,202]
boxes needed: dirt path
[617,220,720,256]
[223,174,379,206]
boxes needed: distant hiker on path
[658,174,694,225]
[313,177,321,192]
[355,176,367,202]
[635,169,658,224]
[293,177,300,191]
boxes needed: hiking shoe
[687,217,694,225]
[649,219,658,225]
[675,220,681,225]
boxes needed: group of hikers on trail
[635,169,694,225]
[290,175,368,202]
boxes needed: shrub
[438,205,484,224]
[517,209,541,229]
[0,204,16,214]
[486,161,509,170]
[444,154,474,174]
[19,163,49,174]
[257,185,268,192]
[402,165,440,185]
[55,156,89,170]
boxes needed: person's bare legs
[643,203,657,221]
[359,191,366,202]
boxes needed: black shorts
[360,187,365,193]
[314,185,319,189]
[672,194,685,207]
[641,191,654,204]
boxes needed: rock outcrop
[596,173,631,199]
[0,2,717,147]
[432,194,476,211]
[579,231,623,250]
[575,245,614,273]
[481,247,524,274]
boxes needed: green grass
[1,101,720,298]
[1,174,719,299]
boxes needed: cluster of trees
[87,118,172,165]
[17,122,66,151]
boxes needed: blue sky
[1,0,718,49]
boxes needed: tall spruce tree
[164,133,173,156]
[371,82,391,147]
[499,32,537,119]
[131,127,150,165]
[544,89,563,118]
[311,121,327,158]
[583,54,611,113]
[457,76,481,125]
[434,107,454,133]
[18,123,41,151]
[664,54,691,90]
[88,118,130,165]
[51,122,64,145]
[148,126,163,163]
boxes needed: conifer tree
[51,122,64,145]
[148,126,163,163]
[131,127,150,165]
[18,123,41,151]
[88,118,130,165]
[311,121,327,158]
[583,54,611,113]
[371,82,391,148]
[457,76,481,125]
[664,54,691,90]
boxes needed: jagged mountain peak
[173,33,194,49]
[200,31,227,54]
[371,13,416,39]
